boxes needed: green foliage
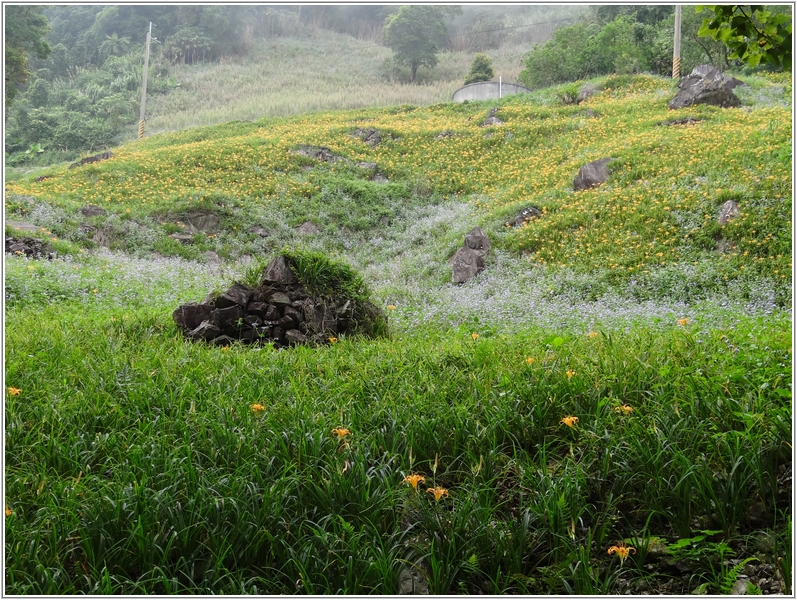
[4,5,51,105]
[697,5,792,71]
[382,6,448,82]
[464,53,494,85]
[279,247,368,302]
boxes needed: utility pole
[672,5,682,78]
[138,22,152,140]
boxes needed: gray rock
[669,64,743,109]
[262,256,298,285]
[211,305,244,328]
[173,302,213,331]
[183,214,220,233]
[247,301,268,318]
[296,221,321,235]
[718,200,740,225]
[80,205,107,217]
[284,329,308,345]
[482,107,504,126]
[507,206,542,227]
[398,565,429,595]
[187,320,221,341]
[171,233,194,244]
[574,158,613,191]
[269,292,293,307]
[215,283,253,309]
[463,226,490,256]
[577,83,598,103]
[451,246,485,284]
[248,226,270,237]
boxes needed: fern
[720,557,758,595]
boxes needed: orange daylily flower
[331,427,350,439]
[427,486,449,501]
[560,416,579,428]
[404,474,426,491]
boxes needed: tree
[464,53,494,84]
[382,5,448,82]
[697,5,792,71]
[5,5,51,106]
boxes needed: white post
[499,76,502,99]
[673,5,682,78]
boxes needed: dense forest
[4,4,789,167]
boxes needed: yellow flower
[387,305,396,311]
[560,416,579,428]
[251,403,265,413]
[566,370,576,379]
[331,427,350,439]
[5,506,11,517]
[426,486,449,501]
[607,543,636,564]
[525,357,535,365]
[614,404,633,415]
[677,318,689,326]
[471,333,479,340]
[587,331,599,338]
[328,336,338,344]
[7,387,21,396]
[404,474,426,491]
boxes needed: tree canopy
[382,6,448,82]
[697,5,792,71]
[5,5,51,106]
[464,53,494,84]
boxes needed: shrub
[464,53,494,84]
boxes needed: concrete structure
[452,80,532,103]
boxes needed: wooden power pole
[673,5,682,78]
[138,22,152,140]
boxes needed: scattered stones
[173,256,385,348]
[436,130,454,140]
[506,206,542,228]
[5,235,55,259]
[293,145,348,163]
[657,116,702,127]
[68,150,113,169]
[481,107,504,127]
[34,175,50,182]
[718,200,740,225]
[573,158,614,191]
[450,227,490,284]
[372,173,389,184]
[669,64,744,109]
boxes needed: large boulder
[718,200,741,225]
[574,158,613,191]
[451,246,485,284]
[669,64,744,109]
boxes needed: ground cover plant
[4,72,792,594]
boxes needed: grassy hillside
[4,73,792,594]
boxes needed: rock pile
[173,255,386,348]
[574,158,614,191]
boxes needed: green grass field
[4,69,792,594]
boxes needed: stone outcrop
[450,226,490,284]
[577,83,598,103]
[5,235,55,259]
[173,256,386,348]
[506,206,542,228]
[351,128,396,148]
[574,158,613,191]
[669,64,744,109]
[481,107,504,127]
[68,151,113,169]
